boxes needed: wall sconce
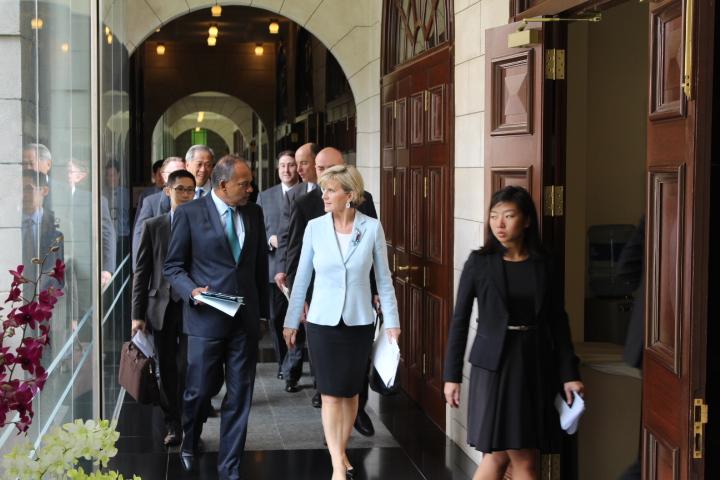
[61,42,70,53]
[31,17,44,30]
[211,4,222,17]
[254,43,264,56]
[156,43,166,55]
[208,24,219,38]
[107,33,113,45]
[269,20,279,34]
[207,36,217,46]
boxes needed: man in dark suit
[132,156,185,268]
[135,159,165,220]
[274,142,319,288]
[256,150,299,381]
[164,155,268,479]
[131,169,196,447]
[283,147,379,436]
[21,170,64,292]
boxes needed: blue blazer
[284,211,399,330]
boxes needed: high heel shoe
[345,466,354,479]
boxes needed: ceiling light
[105,26,110,35]
[211,4,222,17]
[269,20,279,34]
[207,36,217,46]
[31,18,44,30]
[155,27,161,33]
[106,33,113,45]
[156,43,166,55]
[61,42,70,53]
[195,127,201,132]
[197,112,205,123]
[254,43,264,56]
[208,24,219,37]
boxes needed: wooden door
[484,22,549,227]
[381,46,454,428]
[642,0,713,477]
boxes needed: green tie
[225,207,241,263]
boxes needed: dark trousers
[183,332,257,480]
[153,300,187,427]
[268,286,288,370]
[281,321,306,382]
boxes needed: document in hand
[194,291,244,317]
[554,391,585,435]
[132,330,156,358]
[371,326,401,388]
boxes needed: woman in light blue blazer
[284,164,400,480]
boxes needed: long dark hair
[477,186,546,257]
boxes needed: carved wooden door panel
[484,22,546,221]
[381,47,453,428]
[643,0,712,478]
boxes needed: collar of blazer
[322,211,369,265]
[202,193,251,265]
[487,253,547,315]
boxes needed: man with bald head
[164,155,268,478]
[281,146,379,436]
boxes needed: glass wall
[0,0,95,455]
[0,0,129,455]
[99,0,131,419]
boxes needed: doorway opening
[563,1,649,479]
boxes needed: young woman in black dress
[443,186,584,480]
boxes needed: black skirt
[305,320,374,398]
[467,329,561,453]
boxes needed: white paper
[554,391,585,434]
[280,284,291,301]
[194,294,243,317]
[132,330,155,358]
[371,326,401,388]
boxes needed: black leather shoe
[311,391,322,408]
[285,380,300,393]
[277,370,284,380]
[180,452,194,472]
[353,409,374,437]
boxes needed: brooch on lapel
[351,228,362,246]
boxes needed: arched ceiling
[160,92,256,141]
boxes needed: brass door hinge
[423,266,427,288]
[545,49,566,80]
[424,90,429,111]
[393,253,397,273]
[393,176,397,196]
[422,353,427,375]
[693,398,709,459]
[393,100,397,119]
[423,176,428,198]
[543,185,565,217]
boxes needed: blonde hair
[318,164,365,207]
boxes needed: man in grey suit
[132,156,185,268]
[131,169,196,447]
[256,150,299,380]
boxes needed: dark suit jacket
[136,186,162,219]
[443,252,580,384]
[284,188,378,287]
[131,213,173,331]
[22,210,64,291]
[164,194,269,339]
[617,216,645,369]
[132,191,171,269]
[256,183,287,281]
[275,181,308,274]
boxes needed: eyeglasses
[170,186,196,194]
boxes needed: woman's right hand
[444,382,461,408]
[283,327,298,348]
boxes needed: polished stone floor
[109,343,477,479]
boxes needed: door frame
[506,0,716,478]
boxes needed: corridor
[108,340,477,479]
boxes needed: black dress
[466,258,561,453]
